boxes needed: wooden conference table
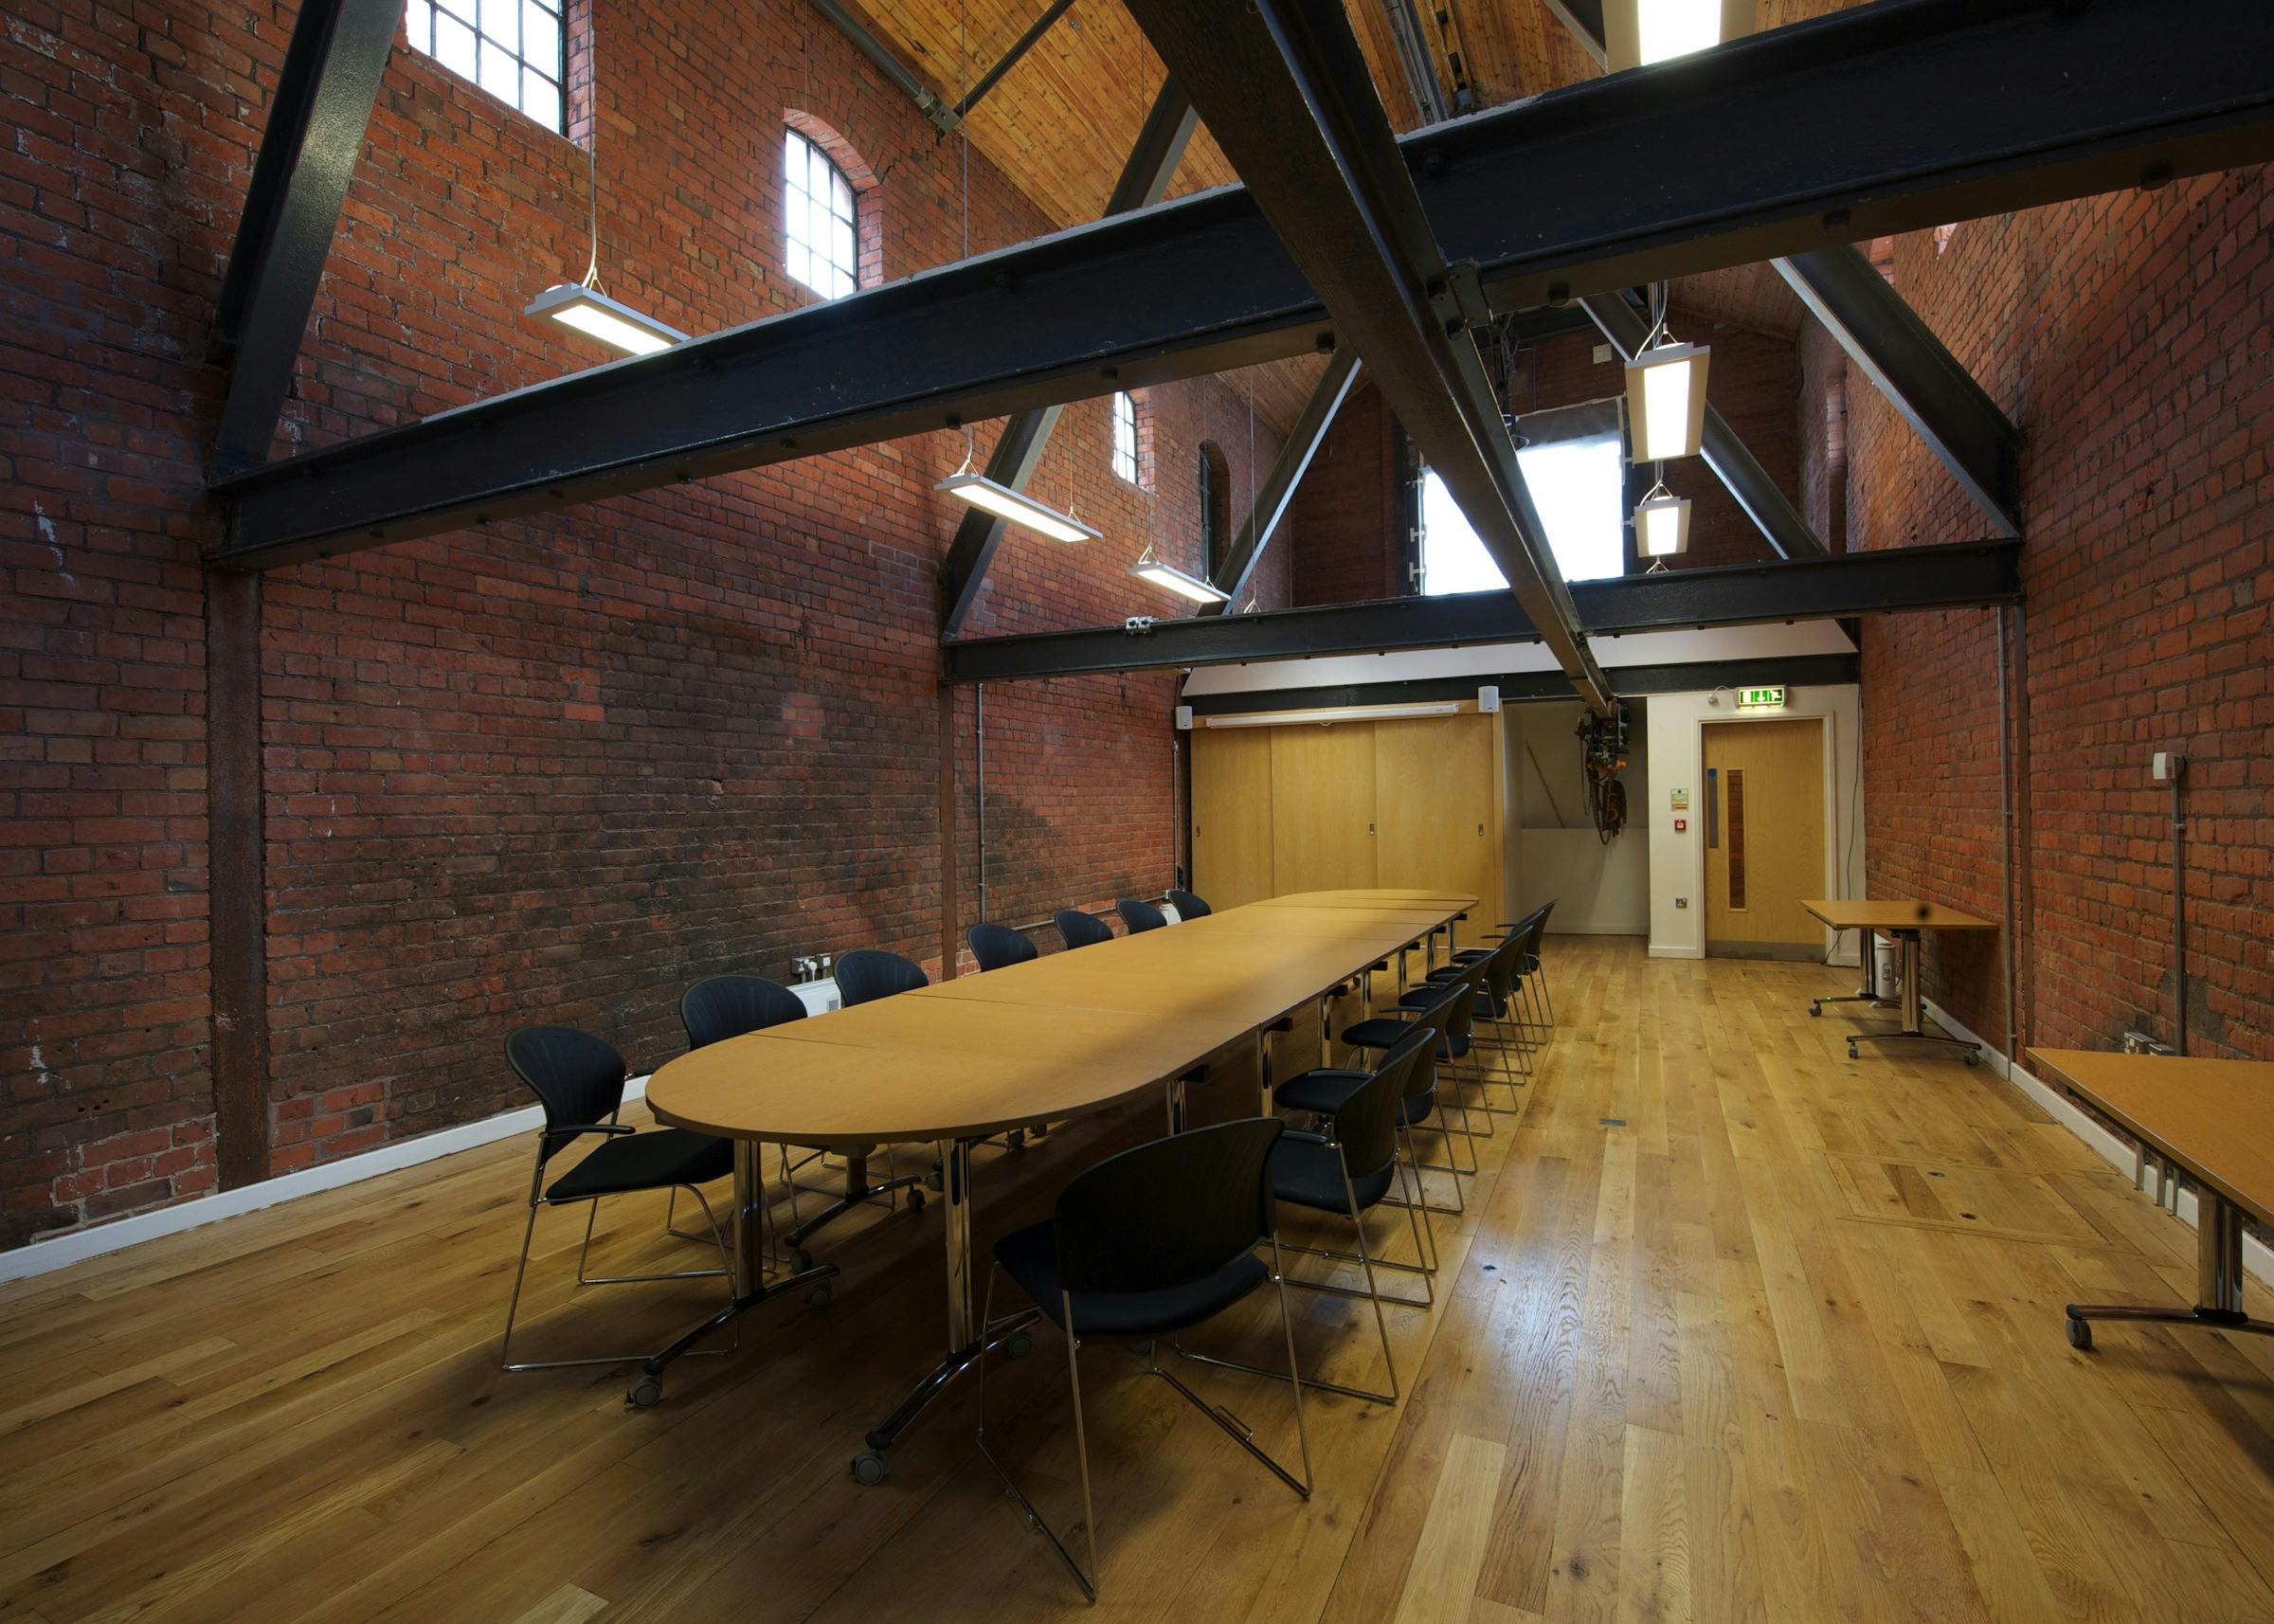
[2029,1048,2273,1352]
[644,888,1474,1482]
[1802,897,1997,1063]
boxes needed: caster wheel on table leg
[851,1450,889,1486]
[628,1374,663,1409]
[804,1277,833,1308]
[1005,1128,1025,1150]
[1964,1050,1981,1067]
[1808,1003,1821,1018]
[908,1185,926,1212]
[1005,1328,1035,1361]
[2066,1316,2093,1351]
[1848,1046,1859,1060]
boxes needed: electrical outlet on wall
[1675,897,1688,909]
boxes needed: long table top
[645,891,1473,1146]
[2028,1048,2274,1230]
[1802,897,1997,933]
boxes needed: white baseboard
[0,1076,651,1287]
[1924,1000,2272,1291]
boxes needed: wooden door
[1703,718,1825,957]
[1190,726,1275,909]
[1374,713,1497,910]
[1269,723,1378,893]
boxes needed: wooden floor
[6,940,2274,1623]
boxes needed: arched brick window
[781,112,881,299]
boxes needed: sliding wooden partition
[1191,709,1507,916]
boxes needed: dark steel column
[205,568,271,1187]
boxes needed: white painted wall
[1644,685,1865,963]
[1507,700,1651,934]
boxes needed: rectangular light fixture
[1634,491,1692,557]
[524,282,689,357]
[1128,556,1229,604]
[1604,0,1756,71]
[1624,342,1710,461]
[1203,702,1461,729]
[936,473,1101,544]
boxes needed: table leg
[630,1141,838,1409]
[2064,1188,2272,1350]
[1840,930,1980,1063]
[852,1137,1038,1485]
[1809,928,1895,1018]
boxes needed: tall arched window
[1198,441,1232,579]
[784,128,857,299]
[1111,391,1141,484]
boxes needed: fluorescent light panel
[1129,557,1228,604]
[524,282,689,356]
[1625,343,1710,461]
[1605,0,1757,70]
[1634,492,1692,557]
[936,473,1101,544]
[1204,703,1461,729]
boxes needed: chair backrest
[1053,1117,1284,1295]
[1165,888,1212,919]
[1475,930,1525,1006]
[680,974,806,1051]
[1054,908,1115,950]
[1116,897,1167,934]
[1399,977,1467,1091]
[834,948,929,1006]
[966,921,1039,972]
[1325,1031,1428,1190]
[506,1025,628,1163]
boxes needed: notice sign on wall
[1669,788,1690,810]
[1737,686,1787,712]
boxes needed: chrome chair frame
[499,1121,741,1373]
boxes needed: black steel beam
[1539,0,1608,66]
[1183,652,1862,715]
[1201,347,1363,614]
[208,0,401,477]
[948,0,1076,128]
[208,0,2274,568]
[1579,291,1827,560]
[809,0,957,135]
[936,83,1196,636]
[1778,244,2022,536]
[942,537,2019,682]
[1125,0,1613,712]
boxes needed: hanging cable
[580,139,603,292]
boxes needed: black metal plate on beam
[1182,653,1862,715]
[942,538,2018,682]
[211,0,2274,567]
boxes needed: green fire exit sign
[1738,686,1787,711]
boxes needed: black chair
[835,947,929,1004]
[1342,956,1501,1122]
[1166,887,1212,919]
[679,973,920,1266]
[978,1118,1311,1600]
[1115,896,1167,933]
[1286,976,1482,1217]
[499,1024,736,1373]
[966,921,1039,972]
[1054,908,1114,950]
[1183,1027,1435,1408]
[1422,927,1534,1097]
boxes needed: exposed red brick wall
[1823,172,2273,1061]
[0,0,1285,1245]
[1289,318,1804,598]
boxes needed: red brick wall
[1288,318,1804,598]
[1822,171,2273,1061]
[0,0,1286,1245]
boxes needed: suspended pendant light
[1633,480,1691,566]
[1129,546,1229,604]
[526,143,687,357]
[937,468,1101,543]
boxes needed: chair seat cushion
[1270,1132,1398,1216]
[994,1220,1269,1340]
[1343,1017,1468,1059]
[545,1128,733,1202]
[1272,1066,1370,1115]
